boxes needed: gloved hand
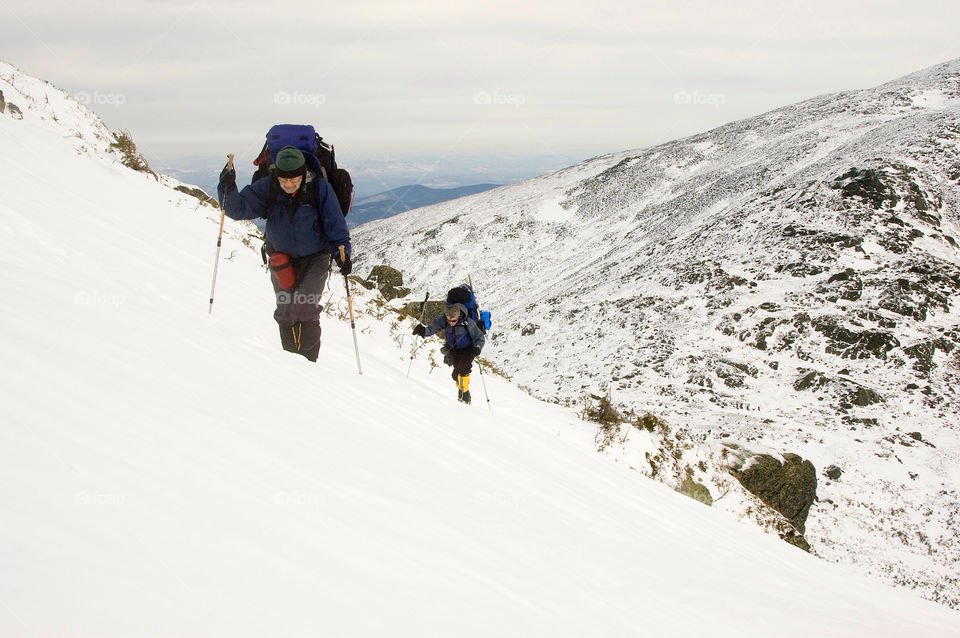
[471,346,482,357]
[219,163,236,189]
[334,250,352,276]
[412,324,426,338]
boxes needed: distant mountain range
[155,153,582,214]
[349,183,501,227]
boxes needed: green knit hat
[275,146,306,178]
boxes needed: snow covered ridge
[0,61,216,205]
[0,61,116,157]
[354,58,960,608]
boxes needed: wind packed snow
[2,63,960,636]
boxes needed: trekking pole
[208,153,234,314]
[467,275,492,410]
[476,360,492,411]
[340,245,362,375]
[406,292,429,378]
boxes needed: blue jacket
[423,304,485,351]
[219,176,351,258]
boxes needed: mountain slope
[350,183,501,227]
[2,63,959,635]
[353,58,960,607]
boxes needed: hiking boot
[461,390,471,405]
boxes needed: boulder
[401,300,445,322]
[679,477,713,506]
[730,453,817,534]
[365,265,410,301]
[824,465,843,480]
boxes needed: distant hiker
[218,145,352,362]
[413,301,485,404]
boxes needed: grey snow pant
[271,251,331,361]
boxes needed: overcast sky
[2,0,959,173]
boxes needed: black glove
[334,250,352,276]
[471,346,482,357]
[412,324,426,338]
[219,163,236,189]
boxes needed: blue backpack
[251,124,354,215]
[446,285,492,333]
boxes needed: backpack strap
[267,172,280,208]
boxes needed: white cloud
[2,0,959,162]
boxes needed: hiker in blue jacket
[218,146,352,362]
[413,302,485,403]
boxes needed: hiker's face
[278,175,302,194]
[446,313,458,325]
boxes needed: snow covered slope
[2,64,959,636]
[353,59,960,607]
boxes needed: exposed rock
[679,477,713,506]
[851,386,883,407]
[730,452,817,534]
[782,530,812,553]
[174,185,217,207]
[354,277,377,291]
[904,337,957,377]
[6,102,23,119]
[400,300,445,322]
[824,465,843,480]
[365,265,411,301]
[794,369,831,392]
[368,264,403,288]
[822,268,863,301]
[521,323,539,336]
[832,167,898,209]
[810,316,899,359]
[776,261,826,278]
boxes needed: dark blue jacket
[219,176,351,258]
[423,304,485,351]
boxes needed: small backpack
[446,284,492,333]
[251,124,354,216]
